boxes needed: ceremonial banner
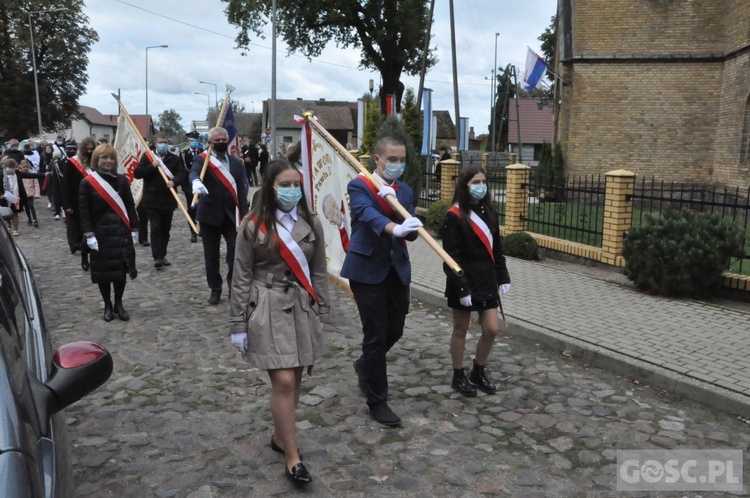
[113,112,145,205]
[299,119,357,281]
[223,103,242,159]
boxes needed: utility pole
[449,0,461,148]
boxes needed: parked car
[0,211,113,497]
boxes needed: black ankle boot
[102,302,114,322]
[452,368,477,397]
[469,361,497,394]
[114,302,129,321]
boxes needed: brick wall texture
[559,0,750,188]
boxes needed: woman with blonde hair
[78,144,139,321]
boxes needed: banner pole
[111,94,198,235]
[304,113,463,276]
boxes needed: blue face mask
[156,143,169,154]
[469,184,487,200]
[383,162,405,180]
[275,186,302,212]
[190,140,200,149]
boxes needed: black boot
[452,368,477,397]
[114,302,129,321]
[469,360,497,394]
[102,302,114,322]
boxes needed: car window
[0,260,27,390]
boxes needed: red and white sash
[69,156,90,178]
[358,173,397,218]
[147,151,174,180]
[448,204,494,262]
[87,172,131,229]
[200,152,240,228]
[255,218,317,302]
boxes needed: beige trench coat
[230,209,330,370]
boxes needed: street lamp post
[199,81,218,109]
[146,45,168,116]
[27,7,68,137]
[194,92,210,117]
[491,32,499,153]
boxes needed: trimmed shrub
[503,232,540,260]
[622,208,745,297]
[426,200,450,235]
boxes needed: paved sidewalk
[409,235,750,417]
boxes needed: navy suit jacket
[189,152,248,227]
[340,176,418,285]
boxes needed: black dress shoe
[190,233,198,243]
[368,402,401,427]
[154,258,164,268]
[208,290,221,305]
[161,257,171,266]
[469,361,497,394]
[114,303,130,321]
[81,259,90,272]
[271,436,303,460]
[452,368,477,397]
[285,463,312,485]
[103,303,114,322]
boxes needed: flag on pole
[113,112,145,205]
[522,47,548,91]
[223,103,242,158]
[421,87,433,156]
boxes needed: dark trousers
[137,204,149,243]
[65,211,82,252]
[148,208,174,260]
[182,189,197,228]
[200,217,237,293]
[350,267,409,406]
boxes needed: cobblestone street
[16,216,750,497]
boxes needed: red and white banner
[299,119,357,281]
[113,112,145,205]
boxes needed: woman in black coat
[441,164,510,397]
[79,144,139,322]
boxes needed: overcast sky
[80,0,557,137]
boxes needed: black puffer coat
[79,171,138,284]
[134,151,185,210]
[441,203,510,305]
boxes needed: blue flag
[223,103,238,142]
[523,48,548,91]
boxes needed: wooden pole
[111,94,198,235]
[305,114,463,276]
[191,85,234,206]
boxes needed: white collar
[276,208,298,222]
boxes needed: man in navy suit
[341,136,423,427]
[190,127,249,305]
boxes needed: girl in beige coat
[230,159,329,486]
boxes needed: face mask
[212,142,228,154]
[5,168,14,175]
[275,186,302,212]
[190,140,200,149]
[469,184,487,200]
[66,150,76,158]
[156,143,169,154]
[382,161,405,180]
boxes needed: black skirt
[447,296,500,312]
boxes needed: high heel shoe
[285,462,312,485]
[271,436,303,460]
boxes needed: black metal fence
[523,172,606,247]
[631,179,750,273]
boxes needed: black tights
[98,281,126,306]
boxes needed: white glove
[459,294,472,307]
[131,231,138,242]
[392,217,423,237]
[192,180,208,195]
[377,185,396,199]
[500,284,511,294]
[86,236,99,252]
[231,332,247,354]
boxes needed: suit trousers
[137,204,149,244]
[199,217,238,294]
[148,208,174,260]
[350,267,409,406]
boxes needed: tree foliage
[360,101,382,157]
[539,15,556,85]
[222,0,436,114]
[0,1,98,138]
[157,109,184,140]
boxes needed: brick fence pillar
[482,152,490,170]
[602,169,636,265]
[358,155,370,170]
[504,164,531,234]
[440,158,460,202]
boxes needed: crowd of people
[1,130,511,487]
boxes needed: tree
[223,0,436,115]
[156,109,184,140]
[539,16,556,86]
[0,1,98,138]
[401,87,422,154]
[208,98,247,124]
